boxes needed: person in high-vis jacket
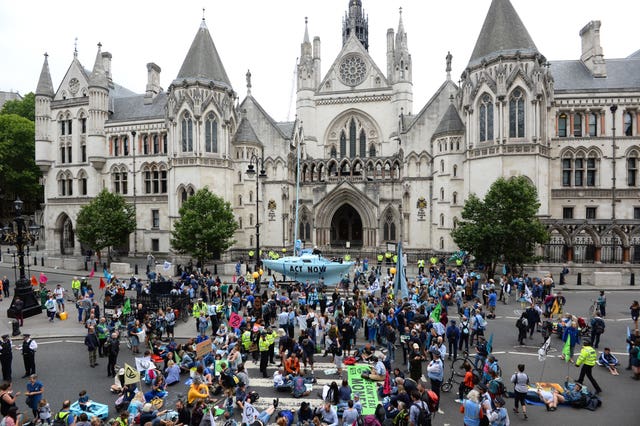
[258,331,270,378]
[575,339,602,394]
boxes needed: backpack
[53,411,70,426]
[594,319,605,334]
[414,400,431,425]
[393,409,409,426]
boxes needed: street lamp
[1,197,43,318]
[246,153,267,291]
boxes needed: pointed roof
[36,53,55,97]
[468,0,538,68]
[232,116,262,146]
[89,43,108,89]
[432,101,464,139]
[303,17,310,44]
[175,19,232,89]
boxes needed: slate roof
[551,58,640,92]
[175,20,232,89]
[239,95,293,140]
[432,102,464,139]
[108,92,167,122]
[36,55,55,97]
[276,122,295,139]
[627,49,640,59]
[468,0,538,68]
[232,117,262,146]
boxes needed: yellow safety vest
[266,332,276,346]
[576,345,597,366]
[71,279,81,290]
[241,331,252,349]
[258,337,270,352]
[377,254,384,262]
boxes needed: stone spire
[301,17,312,59]
[175,18,232,89]
[89,42,108,89]
[342,0,369,50]
[35,53,55,97]
[467,0,538,68]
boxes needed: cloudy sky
[1,0,638,121]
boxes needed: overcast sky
[1,0,638,121]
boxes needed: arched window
[113,167,127,194]
[562,156,572,186]
[143,135,149,155]
[383,211,396,241]
[181,112,193,152]
[249,214,253,226]
[122,136,129,156]
[588,113,598,137]
[180,188,188,203]
[238,217,243,229]
[440,160,445,173]
[359,129,366,158]
[452,192,458,204]
[205,112,218,153]
[573,113,582,137]
[153,135,160,154]
[66,172,73,196]
[238,171,242,183]
[628,151,638,187]
[339,132,346,157]
[143,164,168,194]
[113,137,120,157]
[479,94,494,142]
[349,119,357,158]
[440,237,445,250]
[440,187,445,200]
[440,214,445,227]
[558,113,568,137]
[249,191,253,203]
[574,155,585,187]
[331,146,337,158]
[453,164,458,177]
[624,111,634,136]
[509,89,525,138]
[369,144,376,157]
[586,154,597,187]
[249,235,253,246]
[238,195,242,206]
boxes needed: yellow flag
[551,298,560,315]
[124,363,140,385]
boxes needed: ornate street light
[1,198,43,318]
[246,154,267,291]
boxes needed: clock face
[339,54,367,87]
[69,78,80,95]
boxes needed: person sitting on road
[537,378,585,411]
[597,348,620,375]
[355,343,376,362]
[361,355,386,381]
[292,372,311,398]
[284,353,300,376]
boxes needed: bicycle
[588,299,599,319]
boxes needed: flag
[394,241,408,300]
[30,276,38,286]
[122,298,131,315]
[538,337,551,362]
[627,326,632,352]
[103,268,112,282]
[486,333,494,354]
[163,260,172,272]
[562,335,571,362]
[551,298,560,316]
[88,269,95,278]
[39,273,48,284]
[430,302,442,323]
[123,363,140,385]
[368,280,380,293]
[99,277,106,289]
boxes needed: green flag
[122,298,131,315]
[430,303,442,322]
[562,335,571,362]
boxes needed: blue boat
[70,400,110,420]
[262,252,353,285]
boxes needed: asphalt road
[1,261,639,425]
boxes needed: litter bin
[11,320,20,337]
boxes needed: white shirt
[242,402,259,425]
[54,287,64,299]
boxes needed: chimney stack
[144,62,162,104]
[580,21,607,78]
[101,52,113,84]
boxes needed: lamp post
[2,198,43,318]
[246,153,267,291]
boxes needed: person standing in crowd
[597,291,607,317]
[106,332,120,378]
[590,313,605,349]
[53,284,65,313]
[258,331,270,378]
[21,333,37,377]
[510,364,529,420]
[459,315,470,353]
[409,343,424,382]
[12,297,24,327]
[460,389,482,426]
[575,339,602,394]
[427,350,444,414]
[71,277,81,301]
[25,374,44,418]
[516,313,528,346]
[44,294,57,322]
[0,334,13,381]
[84,326,99,368]
[1,276,9,299]
[446,320,459,360]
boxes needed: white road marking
[508,351,539,356]
[65,339,84,344]
[37,340,63,345]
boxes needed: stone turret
[87,43,109,171]
[35,53,54,173]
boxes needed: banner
[196,338,212,360]
[134,356,152,372]
[124,362,140,385]
[347,365,380,415]
[228,312,242,329]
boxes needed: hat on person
[142,403,153,413]
[23,333,30,337]
[432,350,441,357]
[412,343,419,349]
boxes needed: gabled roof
[468,0,538,68]
[107,92,167,122]
[239,95,293,140]
[175,20,231,89]
[432,102,464,139]
[551,58,640,92]
[232,117,262,146]
[36,54,55,97]
[404,79,458,132]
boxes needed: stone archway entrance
[58,214,75,255]
[330,204,363,248]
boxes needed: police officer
[0,334,13,381]
[267,327,278,364]
[21,333,37,378]
[417,259,425,275]
[258,331,270,378]
[575,339,602,394]
[241,326,252,355]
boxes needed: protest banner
[196,338,212,359]
[347,364,379,415]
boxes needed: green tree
[76,189,136,262]
[0,113,41,215]
[1,93,35,121]
[451,176,549,277]
[171,187,238,265]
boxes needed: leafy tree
[171,187,238,265]
[1,93,35,121]
[451,176,549,278]
[76,189,136,261]
[0,114,41,215]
